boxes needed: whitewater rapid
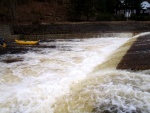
[0,34,149,113]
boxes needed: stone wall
[0,21,150,41]
[11,33,135,42]
[13,21,150,35]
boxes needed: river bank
[13,21,150,35]
[1,21,150,41]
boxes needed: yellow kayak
[15,39,39,45]
[0,43,6,48]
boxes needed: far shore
[0,21,150,41]
[12,21,150,35]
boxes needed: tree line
[0,0,147,24]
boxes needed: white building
[141,1,150,14]
[117,0,150,17]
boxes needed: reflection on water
[0,34,149,113]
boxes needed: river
[0,33,150,113]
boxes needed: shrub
[96,13,113,21]
[113,14,126,21]
[96,13,126,21]
[130,14,150,21]
[32,19,41,25]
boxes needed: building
[116,0,150,18]
[141,1,150,14]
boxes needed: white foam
[53,70,150,112]
[0,37,129,113]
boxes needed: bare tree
[0,0,18,24]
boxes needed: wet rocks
[2,58,23,63]
[0,45,29,55]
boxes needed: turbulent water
[0,33,150,113]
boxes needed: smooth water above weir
[0,33,150,113]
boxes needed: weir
[117,33,150,71]
[0,32,150,113]
[94,32,150,71]
[53,32,150,113]
[0,33,134,54]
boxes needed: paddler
[0,38,6,48]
